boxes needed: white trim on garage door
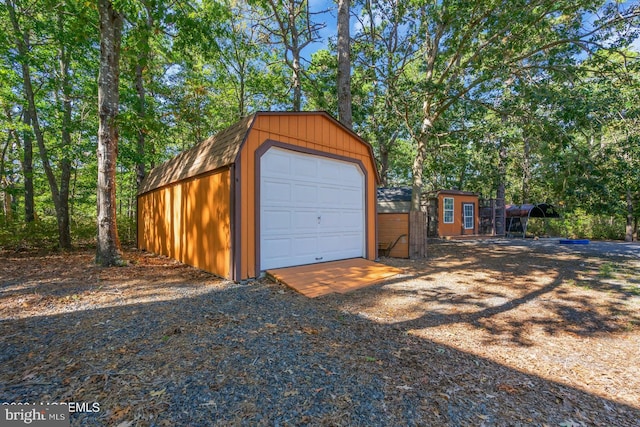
[260,147,365,270]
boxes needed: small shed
[427,190,480,238]
[377,188,411,258]
[137,111,379,280]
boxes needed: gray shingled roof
[377,187,412,202]
[138,114,256,195]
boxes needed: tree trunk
[238,73,246,118]
[410,136,426,212]
[292,53,302,111]
[288,0,302,111]
[8,0,72,247]
[495,140,508,236]
[379,143,389,187]
[25,9,72,249]
[96,0,123,266]
[2,189,12,223]
[135,62,146,190]
[56,8,73,249]
[411,113,433,212]
[626,189,634,242]
[23,110,35,223]
[522,135,530,204]
[6,0,35,223]
[410,125,428,259]
[337,0,352,129]
[1,135,13,223]
[135,1,152,191]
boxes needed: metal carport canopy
[506,203,560,218]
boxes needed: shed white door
[260,147,365,270]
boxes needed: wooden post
[409,211,427,258]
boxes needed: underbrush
[526,210,629,240]
[0,216,137,250]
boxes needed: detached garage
[137,111,379,281]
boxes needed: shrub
[0,215,137,250]
[525,209,625,240]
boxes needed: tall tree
[96,0,123,265]
[258,0,325,110]
[6,0,78,247]
[5,0,34,223]
[337,0,352,128]
[352,0,416,186]
[397,0,639,211]
[133,0,153,190]
[51,2,74,248]
[0,103,19,223]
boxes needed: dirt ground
[348,239,640,408]
[1,239,639,426]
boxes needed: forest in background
[1,0,639,252]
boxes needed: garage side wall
[437,193,479,237]
[237,114,378,279]
[137,168,232,278]
[377,213,409,258]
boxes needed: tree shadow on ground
[0,245,639,426]
[356,240,640,342]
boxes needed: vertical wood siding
[377,213,409,258]
[137,168,231,278]
[238,114,378,279]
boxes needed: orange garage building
[137,111,380,280]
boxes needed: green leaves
[0,0,638,242]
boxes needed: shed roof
[377,188,412,214]
[139,114,254,194]
[139,111,377,195]
[433,189,478,197]
[377,187,412,202]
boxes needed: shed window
[443,197,454,223]
[463,203,474,229]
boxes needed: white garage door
[260,147,365,270]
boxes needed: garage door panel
[293,156,317,177]
[263,180,291,202]
[341,165,363,182]
[292,183,317,204]
[262,210,291,232]
[318,159,341,180]
[317,186,334,204]
[292,210,318,231]
[336,211,363,228]
[262,238,291,258]
[262,151,291,175]
[318,210,342,228]
[318,233,362,254]
[292,236,318,255]
[340,188,363,206]
[261,147,365,270]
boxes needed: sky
[302,0,640,60]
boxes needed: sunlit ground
[341,242,640,408]
[0,251,234,321]
[2,242,639,411]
